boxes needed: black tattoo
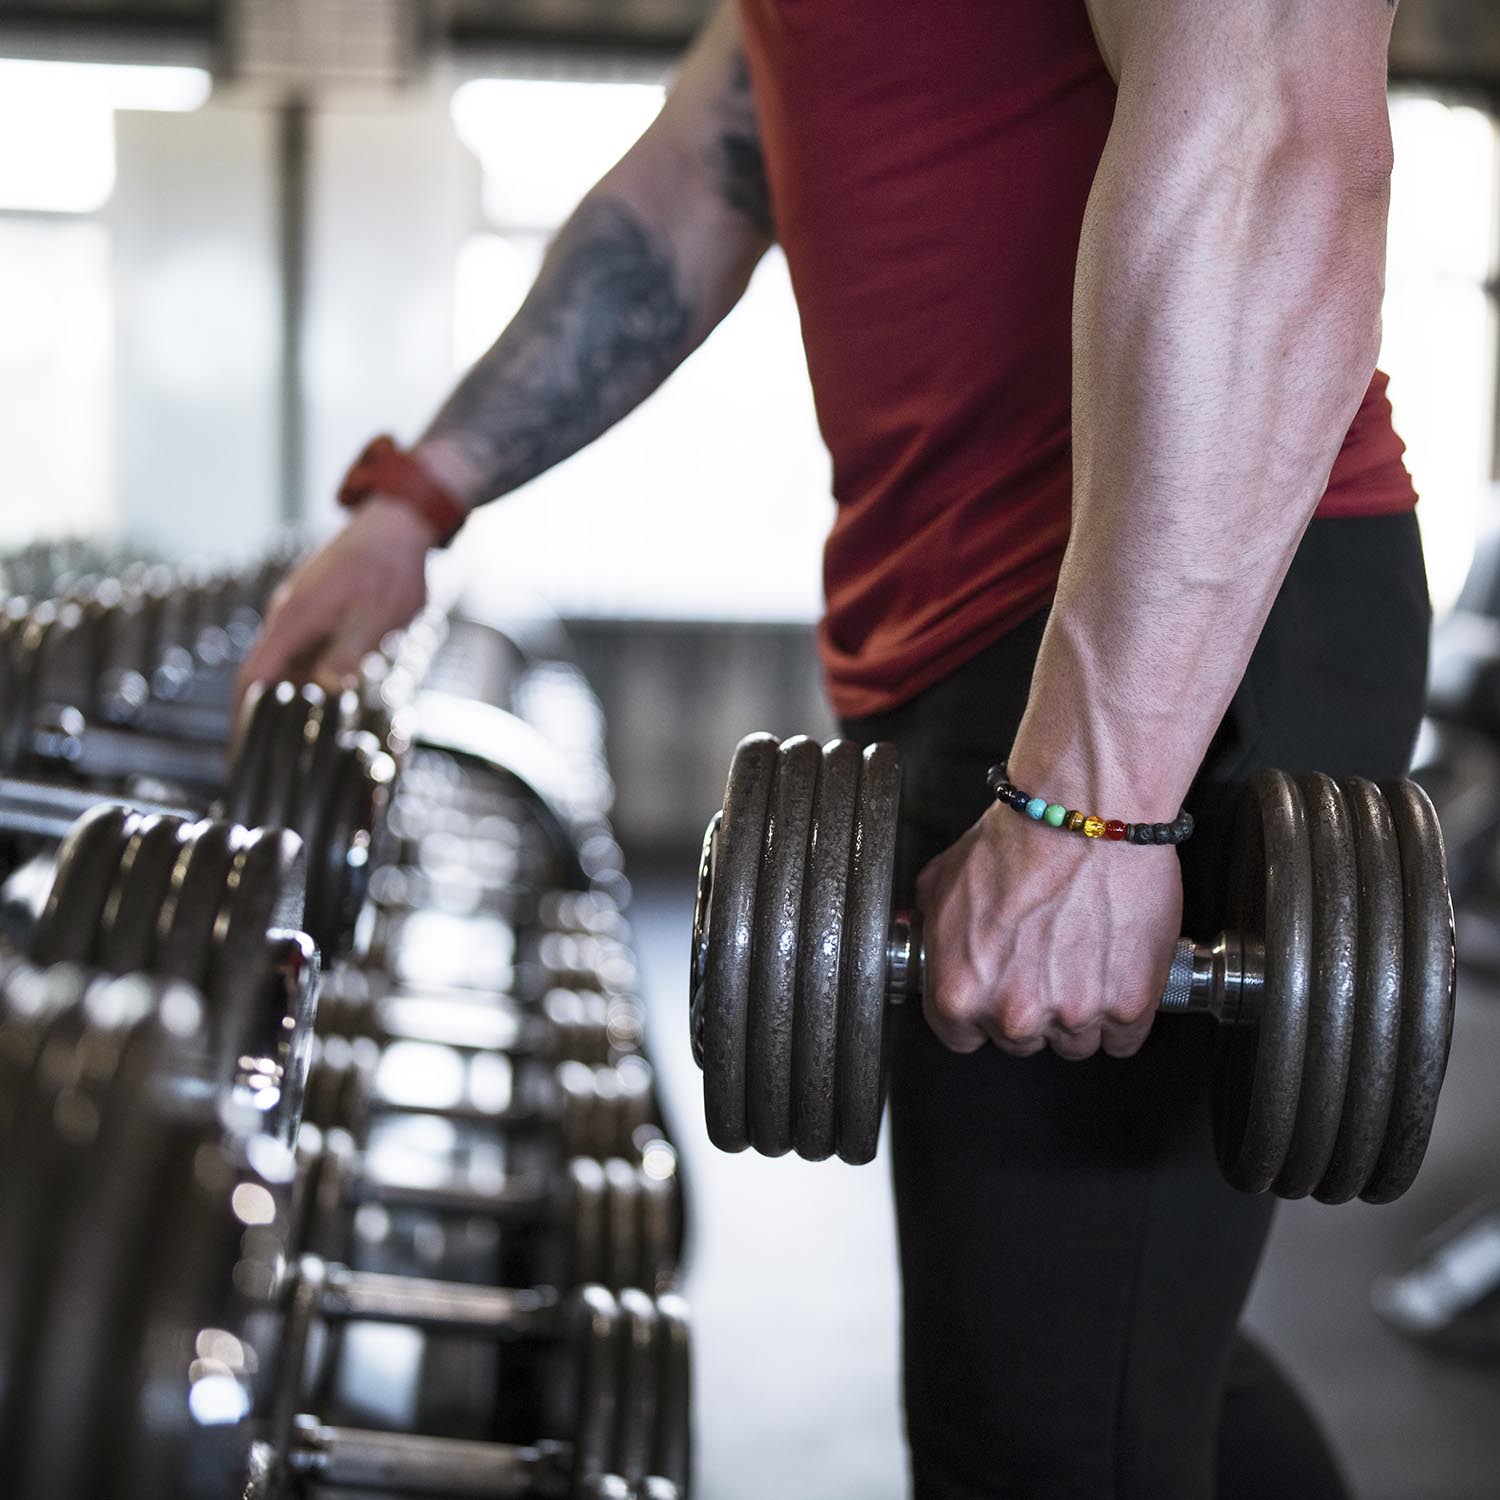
[424,198,692,500]
[709,53,774,238]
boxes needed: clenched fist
[915,802,1183,1060]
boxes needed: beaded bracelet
[986,762,1194,846]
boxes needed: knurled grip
[1158,936,1197,1012]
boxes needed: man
[243,3,1429,1495]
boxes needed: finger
[1100,1016,1155,1059]
[1046,1023,1103,1062]
[238,590,337,692]
[922,996,989,1055]
[987,1027,1046,1059]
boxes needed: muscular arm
[240,2,771,690]
[1017,0,1397,826]
[414,2,773,506]
[920,1,1400,1057]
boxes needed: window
[449,76,833,622]
[0,59,210,546]
[1384,93,1500,611]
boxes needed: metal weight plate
[0,604,34,774]
[295,700,351,950]
[98,814,193,974]
[569,1286,624,1496]
[0,608,46,775]
[1361,779,1458,1204]
[31,802,135,966]
[611,1289,661,1488]
[1214,770,1313,1193]
[308,738,389,961]
[33,601,98,723]
[93,1019,212,1500]
[637,1164,679,1297]
[1273,774,1359,1199]
[789,739,860,1161]
[252,683,321,831]
[0,961,87,1158]
[155,820,237,998]
[567,1157,609,1288]
[602,1157,642,1292]
[206,825,307,1090]
[835,743,902,1166]
[0,981,156,1488]
[558,1062,598,1160]
[223,679,283,827]
[745,736,821,1157]
[1315,778,1405,1204]
[15,996,184,1500]
[700,733,779,1153]
[650,1292,693,1497]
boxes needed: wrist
[356,493,447,550]
[338,435,469,546]
[408,435,489,511]
[998,736,1191,839]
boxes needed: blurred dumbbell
[693,733,1457,1203]
[20,803,317,1145]
[316,966,644,1066]
[0,669,391,958]
[0,984,691,1500]
[304,1032,661,1164]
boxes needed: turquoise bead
[1025,796,1048,820]
[1044,803,1067,827]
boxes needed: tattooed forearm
[420,198,692,503]
[707,53,773,237]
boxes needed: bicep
[636,1,773,242]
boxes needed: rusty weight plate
[1214,770,1312,1194]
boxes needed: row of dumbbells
[0,544,690,1497]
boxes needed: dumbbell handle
[888,913,1265,1024]
[288,1417,560,1496]
[311,1261,560,1337]
[0,774,195,843]
[21,712,227,792]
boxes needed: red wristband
[337,434,468,547]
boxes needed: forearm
[414,15,771,508]
[1009,94,1394,817]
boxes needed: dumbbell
[0,986,691,1500]
[316,965,645,1065]
[294,1115,679,1297]
[304,1032,661,1163]
[691,733,1457,1203]
[20,802,322,1145]
[0,661,391,957]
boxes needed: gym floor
[629,868,1500,1500]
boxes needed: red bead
[1104,820,1127,841]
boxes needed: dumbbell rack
[0,539,693,1499]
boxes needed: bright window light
[0,59,210,213]
[1383,94,1500,613]
[451,79,666,229]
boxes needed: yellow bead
[1083,815,1105,838]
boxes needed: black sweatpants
[840,513,1431,1500]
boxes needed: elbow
[1245,63,1395,208]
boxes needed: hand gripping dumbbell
[690,733,1457,1203]
[0,986,691,1500]
[0,624,392,959]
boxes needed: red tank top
[737,0,1419,719]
